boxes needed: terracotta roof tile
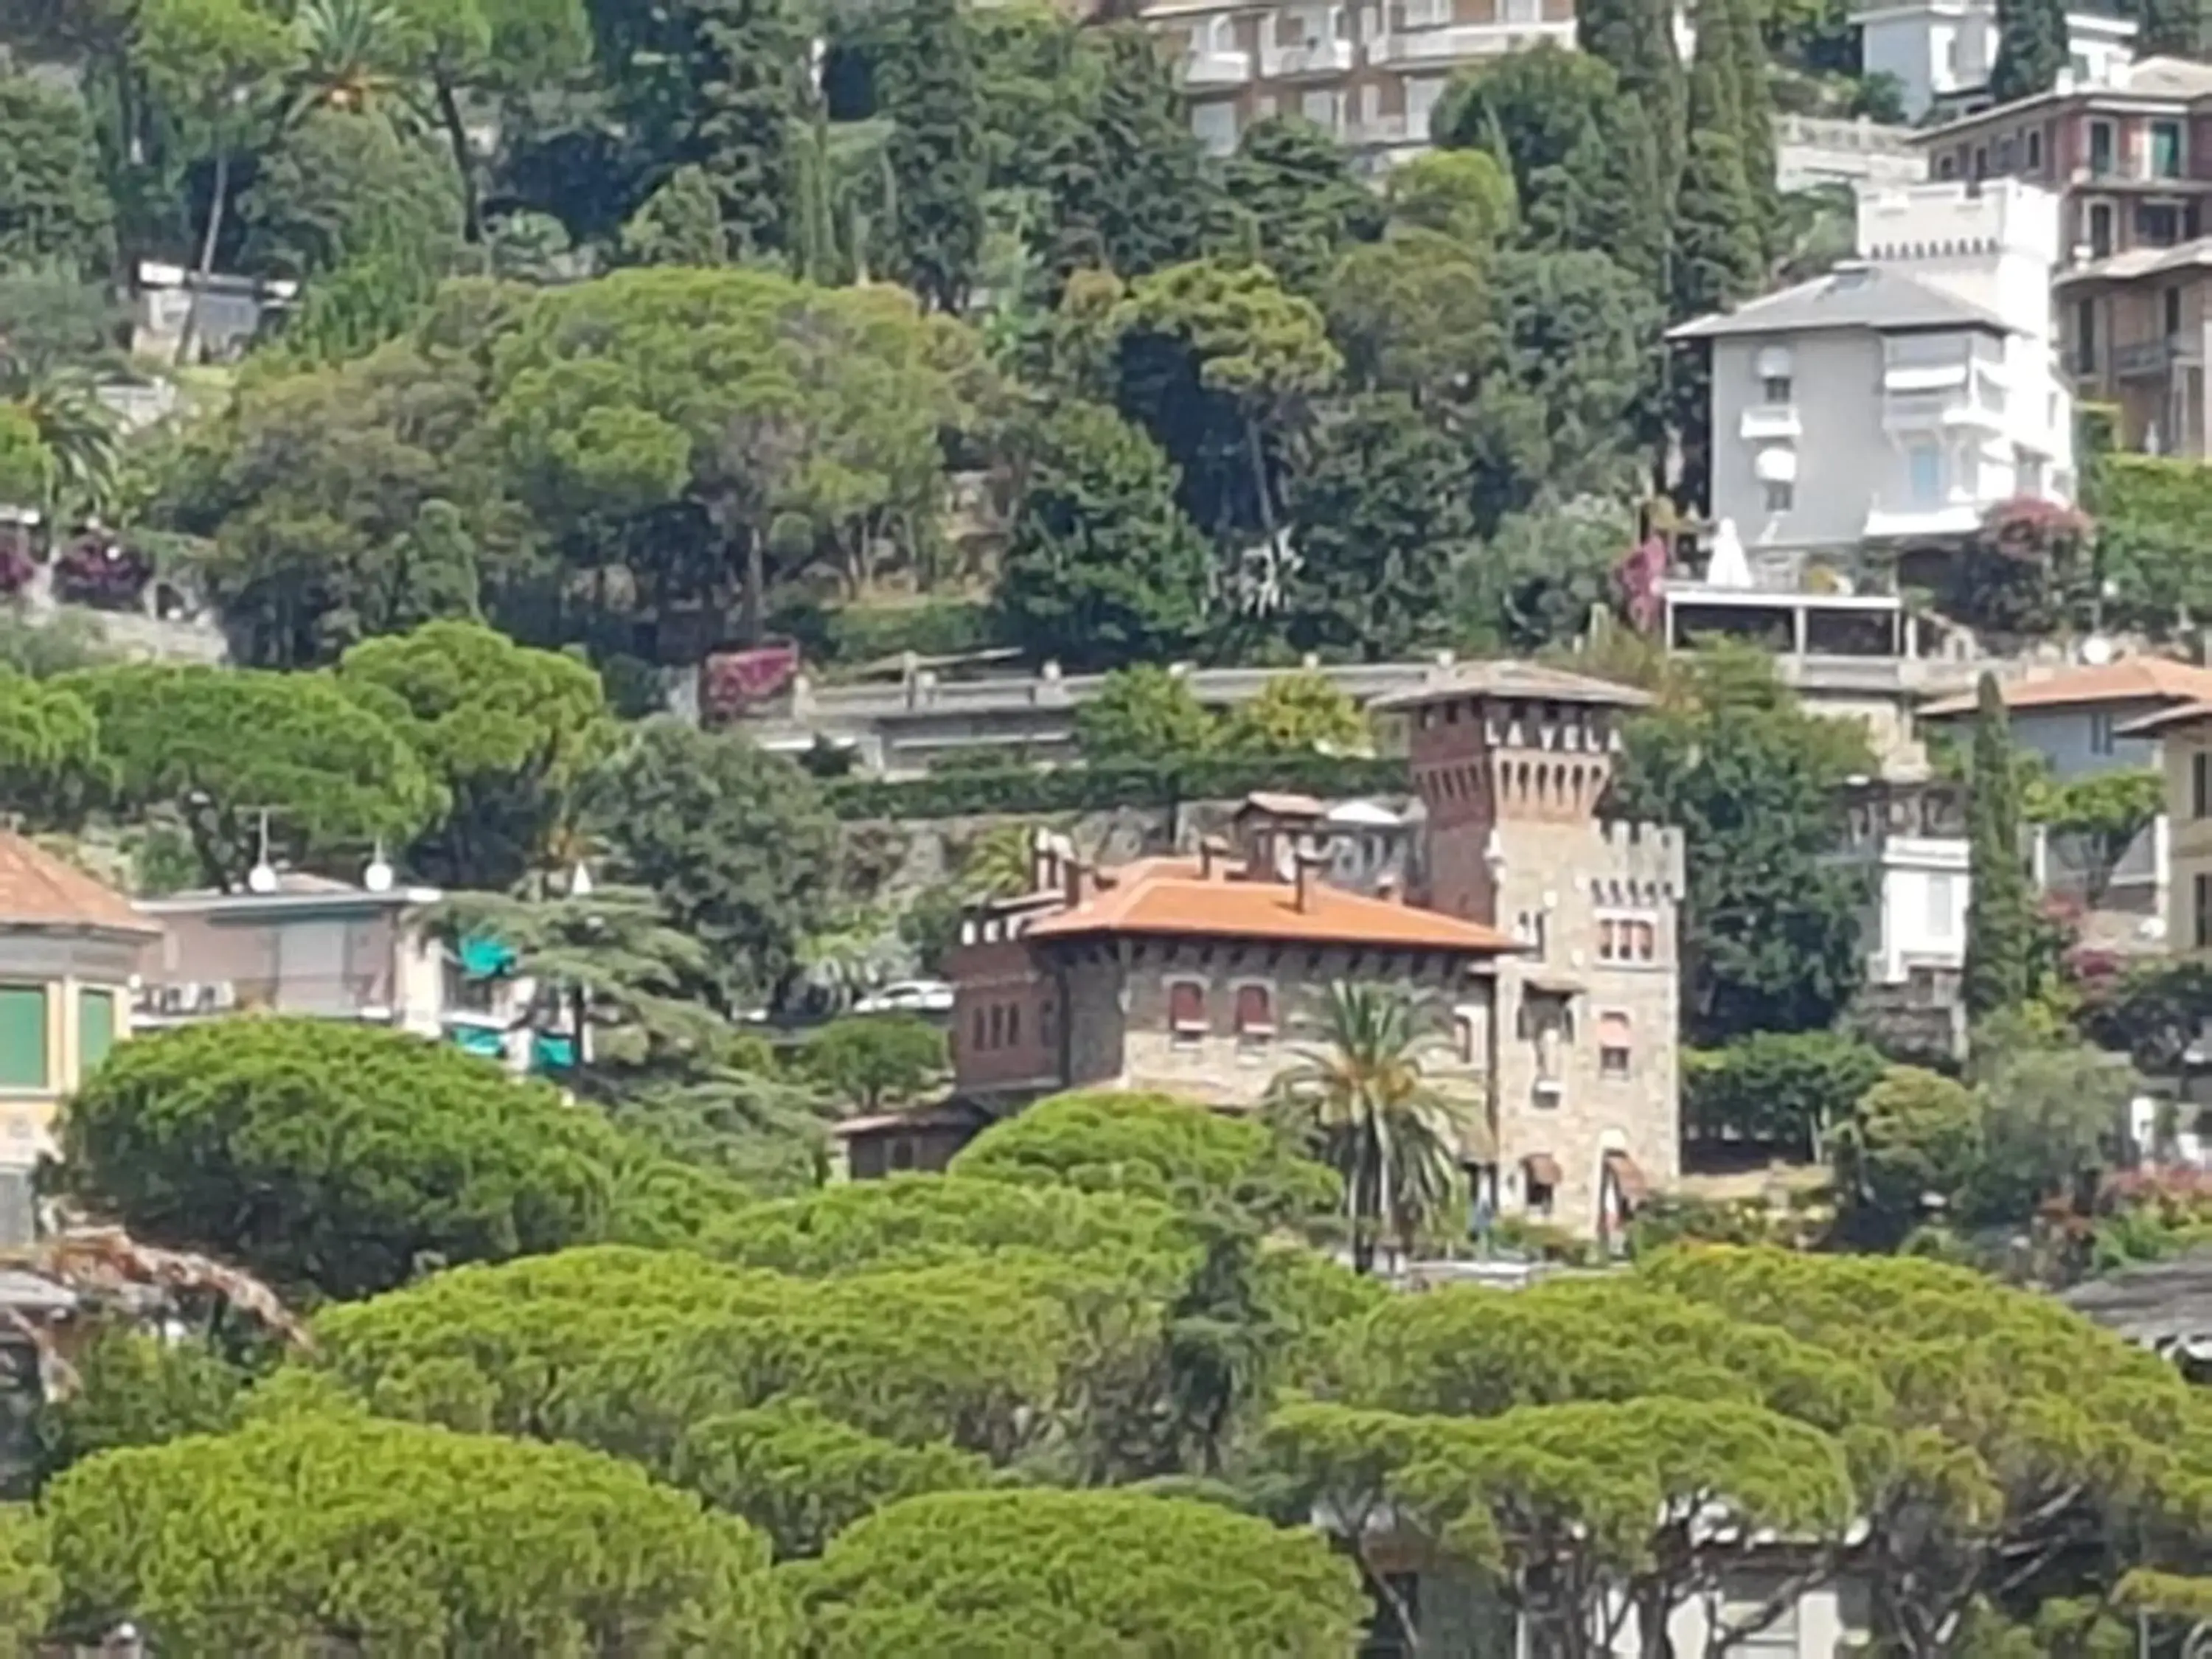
[1027,866,1519,955]
[1921,658,2212,717]
[2118,698,2212,737]
[0,835,155,934]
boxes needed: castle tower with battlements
[1376,664,1686,1243]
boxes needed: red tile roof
[1025,861,1519,955]
[1920,658,2212,717]
[0,835,153,934]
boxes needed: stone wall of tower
[1406,688,1686,1241]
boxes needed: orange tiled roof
[1921,658,2212,718]
[0,834,154,934]
[1025,863,1519,955]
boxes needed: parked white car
[852,979,955,1016]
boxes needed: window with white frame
[1597,1011,1632,1079]
[1925,871,1957,940]
[1190,101,1239,157]
[2090,709,2117,757]
[1907,442,1943,507]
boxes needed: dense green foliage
[788,1487,1367,1657]
[1611,646,1872,1044]
[1683,1029,1887,1157]
[60,1019,742,1300]
[43,1405,792,1653]
[1963,674,2034,1026]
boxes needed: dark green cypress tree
[1670,57,1761,321]
[2138,0,2206,58]
[1719,0,1778,259]
[1043,25,1215,282]
[877,0,987,312]
[1963,672,2034,1022]
[1991,0,2068,103]
[678,0,810,257]
[1577,0,1687,196]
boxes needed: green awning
[458,936,515,979]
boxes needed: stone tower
[1378,664,1686,1243]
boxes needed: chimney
[1062,858,1091,908]
[1197,835,1230,880]
[1294,851,1328,913]
[1377,872,1401,905]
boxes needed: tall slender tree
[672,0,810,258]
[1717,0,1779,259]
[1670,55,1761,322]
[2138,0,2208,58]
[1576,0,1686,198]
[877,0,987,312]
[1964,672,2035,1023]
[1991,0,2067,103]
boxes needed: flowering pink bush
[52,536,151,611]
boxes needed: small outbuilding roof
[0,834,155,936]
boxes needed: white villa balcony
[1739,402,1801,441]
[1182,47,1253,86]
[1366,17,1572,63]
[1258,37,1354,74]
[1861,499,1987,539]
[1880,385,2007,435]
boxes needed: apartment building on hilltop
[1143,0,1573,167]
[1904,55,2212,453]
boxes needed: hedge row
[826,754,1412,821]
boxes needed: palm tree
[10,372,122,520]
[961,820,1043,900]
[1264,981,1481,1274]
[288,0,428,131]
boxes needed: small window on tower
[1599,1011,1632,1079]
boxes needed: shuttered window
[79,990,116,1073]
[1169,981,1206,1046]
[1234,984,1274,1034]
[0,988,47,1091]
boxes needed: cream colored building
[2059,239,2212,457]
[941,666,1688,1245]
[2121,698,2212,949]
[1374,664,1685,1241]
[1145,0,1574,168]
[0,834,159,1175]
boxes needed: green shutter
[79,990,115,1073]
[0,989,47,1091]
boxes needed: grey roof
[2062,1250,2212,1347]
[1369,661,1654,712]
[1667,265,2013,342]
[2057,233,2212,289]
